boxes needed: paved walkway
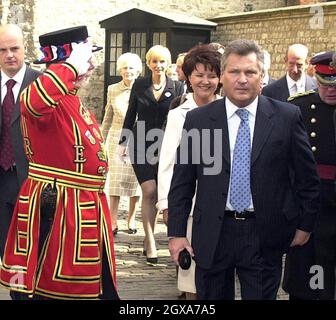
[0,198,288,300]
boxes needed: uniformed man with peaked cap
[283,51,336,300]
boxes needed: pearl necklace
[153,84,163,91]
[152,80,166,91]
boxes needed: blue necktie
[229,108,252,213]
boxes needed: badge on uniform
[85,130,96,145]
[92,127,102,141]
[97,166,107,176]
[80,104,93,125]
[164,92,172,98]
[97,142,107,162]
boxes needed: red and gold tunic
[0,62,118,300]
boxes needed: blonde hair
[176,52,187,65]
[145,45,171,66]
[166,63,178,80]
[117,52,142,74]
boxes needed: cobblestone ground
[0,197,289,300]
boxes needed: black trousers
[315,206,336,300]
[195,215,283,300]
[0,168,19,260]
[283,206,336,300]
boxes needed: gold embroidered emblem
[74,145,87,163]
[97,166,107,176]
[85,130,96,145]
[79,104,93,125]
[97,143,107,162]
[92,127,102,141]
[24,137,34,157]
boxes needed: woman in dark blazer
[119,45,184,263]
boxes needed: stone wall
[0,0,332,120]
[31,0,290,121]
[211,2,336,79]
[0,0,290,121]
[0,0,36,61]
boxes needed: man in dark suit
[168,39,320,300]
[334,108,336,141]
[283,51,336,300]
[262,44,316,101]
[0,24,41,259]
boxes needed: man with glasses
[283,51,336,300]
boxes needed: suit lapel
[180,104,195,119]
[159,77,175,102]
[11,67,34,125]
[333,109,336,144]
[144,76,176,104]
[276,76,289,101]
[0,75,2,133]
[142,76,157,104]
[209,99,230,165]
[251,96,274,165]
[305,75,317,91]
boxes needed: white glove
[66,42,92,76]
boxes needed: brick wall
[211,2,336,79]
[0,0,332,120]
[31,0,291,121]
[0,0,291,120]
[0,0,36,64]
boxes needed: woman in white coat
[157,44,222,299]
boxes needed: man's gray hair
[221,39,264,73]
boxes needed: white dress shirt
[262,73,270,87]
[1,64,27,104]
[286,73,306,97]
[225,96,257,211]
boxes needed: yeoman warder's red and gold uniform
[0,62,118,300]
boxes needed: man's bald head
[0,24,25,77]
[286,44,309,59]
[0,24,24,40]
[285,44,309,81]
